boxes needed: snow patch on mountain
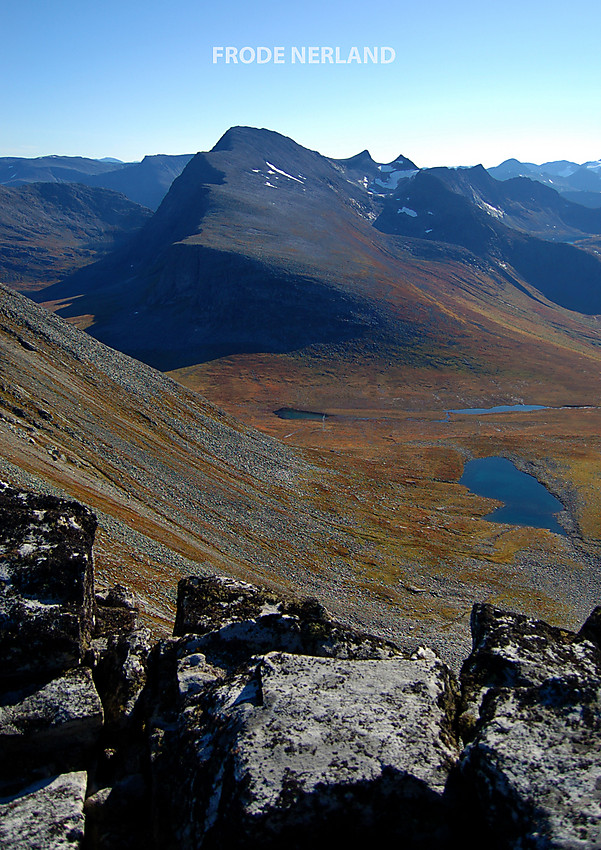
[478,200,504,219]
[374,169,418,190]
[265,162,305,184]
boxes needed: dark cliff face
[1,484,600,850]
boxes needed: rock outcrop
[164,650,458,849]
[0,481,96,682]
[453,603,601,849]
[1,482,600,849]
[152,575,459,849]
[0,772,88,850]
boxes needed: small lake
[274,408,328,421]
[448,404,548,416]
[460,456,566,536]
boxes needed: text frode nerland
[212,46,396,65]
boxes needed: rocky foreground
[1,481,600,849]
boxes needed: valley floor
[169,353,601,667]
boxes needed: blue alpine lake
[274,408,328,421]
[459,456,566,535]
[448,404,548,415]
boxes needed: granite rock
[0,771,87,850]
[155,648,460,849]
[458,602,601,740]
[173,575,401,672]
[0,482,96,683]
[456,677,601,848]
[173,575,282,637]
[0,667,103,782]
[580,605,601,648]
[94,584,139,638]
[452,603,601,849]
[93,628,151,729]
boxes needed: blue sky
[1,0,600,167]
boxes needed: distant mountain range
[23,126,601,412]
[0,153,193,210]
[488,158,601,208]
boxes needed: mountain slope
[0,283,379,635]
[0,155,124,186]
[333,149,419,193]
[374,170,601,313]
[35,126,601,395]
[423,164,601,241]
[0,283,517,664]
[6,282,601,668]
[0,183,152,291]
[35,127,426,368]
[85,153,194,210]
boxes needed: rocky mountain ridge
[1,482,600,849]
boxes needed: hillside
[374,169,601,313]
[34,126,601,401]
[5,128,601,662]
[4,283,601,666]
[85,154,194,210]
[421,164,601,241]
[0,183,151,291]
[0,155,124,186]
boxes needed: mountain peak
[211,126,298,154]
[389,154,419,170]
[339,150,376,166]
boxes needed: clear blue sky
[1,0,600,167]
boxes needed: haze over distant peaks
[0,152,193,210]
[489,156,601,208]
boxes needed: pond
[274,408,328,421]
[459,456,566,535]
[448,404,548,416]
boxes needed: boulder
[93,628,151,729]
[452,604,601,848]
[0,482,96,683]
[0,667,103,781]
[0,771,87,849]
[94,584,139,638]
[579,605,601,648]
[172,575,401,672]
[457,602,601,739]
[456,677,601,849]
[173,575,281,636]
[84,774,150,850]
[155,648,460,849]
